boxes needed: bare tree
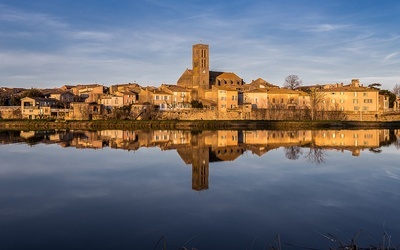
[309,88,326,121]
[305,144,326,164]
[284,146,302,160]
[284,75,302,90]
[393,83,400,97]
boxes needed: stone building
[177,44,244,100]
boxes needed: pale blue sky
[0,0,399,90]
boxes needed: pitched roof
[266,88,300,94]
[210,71,242,80]
[244,88,268,93]
[318,86,378,93]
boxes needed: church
[177,44,244,99]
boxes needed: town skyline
[1,1,399,90]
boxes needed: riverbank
[1,119,400,131]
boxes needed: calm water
[0,129,399,249]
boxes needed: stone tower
[192,44,210,89]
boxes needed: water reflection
[1,129,399,192]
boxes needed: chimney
[351,79,360,87]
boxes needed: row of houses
[2,43,400,120]
[12,77,400,121]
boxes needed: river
[0,129,399,249]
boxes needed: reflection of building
[2,128,397,191]
[313,129,386,156]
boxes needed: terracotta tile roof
[266,88,300,94]
[210,71,242,80]
[318,86,378,92]
[244,88,268,93]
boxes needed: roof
[210,71,242,80]
[318,86,379,93]
[249,78,279,88]
[198,98,217,106]
[161,84,191,92]
[21,97,58,102]
[244,88,268,93]
[212,85,239,91]
[153,89,172,95]
[266,88,300,94]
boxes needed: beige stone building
[316,79,380,113]
[205,86,239,111]
[71,84,104,103]
[177,44,244,100]
[66,102,103,120]
[159,84,192,109]
[20,97,57,119]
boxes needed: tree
[368,83,381,89]
[284,146,302,160]
[191,100,203,109]
[283,75,302,90]
[309,88,326,120]
[393,84,400,97]
[20,88,44,98]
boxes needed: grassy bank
[1,119,400,131]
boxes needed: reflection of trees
[304,144,326,164]
[284,146,302,160]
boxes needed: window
[353,99,358,104]
[164,96,168,100]
[354,106,360,110]
[331,99,336,103]
[363,106,368,111]
[155,95,159,100]
[340,99,344,103]
[363,92,368,97]
[364,99,372,103]
[340,92,344,95]
[221,104,226,108]
[354,92,358,97]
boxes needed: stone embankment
[1,120,400,131]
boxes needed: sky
[0,0,399,90]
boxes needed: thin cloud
[307,23,349,32]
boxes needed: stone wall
[0,106,21,119]
[158,109,400,122]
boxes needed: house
[71,84,104,103]
[316,79,380,113]
[99,95,124,112]
[49,91,75,104]
[20,97,57,119]
[205,86,239,112]
[244,78,279,90]
[114,90,139,106]
[66,102,103,120]
[266,88,303,109]
[243,88,268,109]
[378,94,390,113]
[159,84,192,109]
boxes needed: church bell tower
[192,44,210,89]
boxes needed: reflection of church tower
[192,147,209,191]
[192,44,210,90]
